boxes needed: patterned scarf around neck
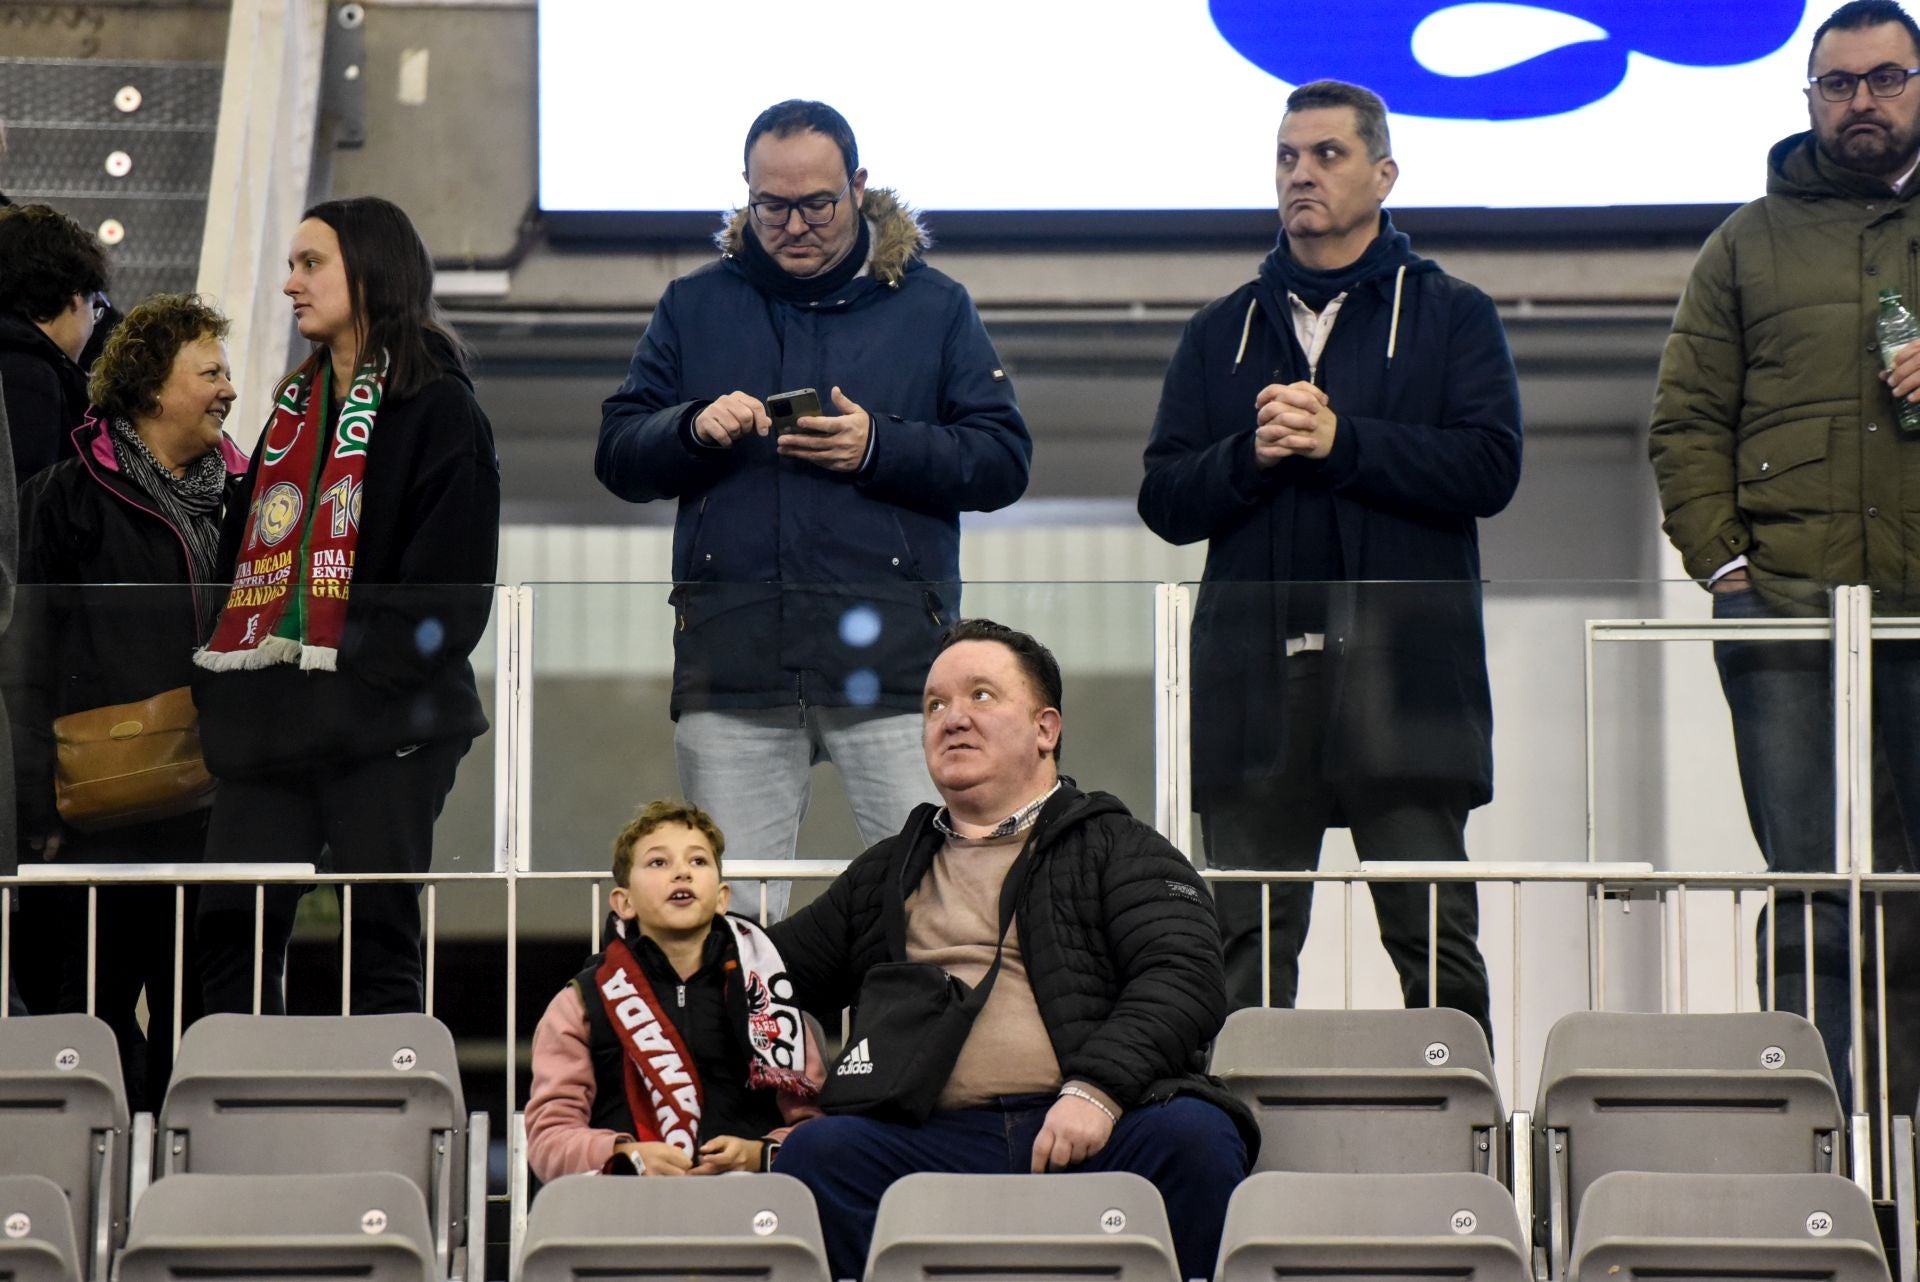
[111,420,224,567]
[195,356,381,673]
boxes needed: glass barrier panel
[0,581,501,1100]
[523,579,1161,921]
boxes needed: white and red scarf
[195,356,379,674]
[729,915,817,1098]
[593,916,815,1156]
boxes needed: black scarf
[1259,211,1412,312]
[732,211,872,304]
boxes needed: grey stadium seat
[520,1172,828,1282]
[1533,1011,1844,1281]
[156,1014,485,1280]
[1216,1171,1529,1282]
[864,1172,1178,1282]
[0,1016,132,1282]
[0,1174,83,1282]
[1210,1007,1506,1178]
[114,1172,434,1282]
[1568,1171,1888,1282]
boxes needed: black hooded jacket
[191,356,501,775]
[768,785,1258,1154]
[1139,217,1522,809]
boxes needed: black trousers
[43,812,208,1112]
[196,738,467,1016]
[1201,653,1495,1050]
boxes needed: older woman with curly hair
[4,292,246,1107]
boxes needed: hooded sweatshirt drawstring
[1237,266,1412,374]
[1254,212,1423,377]
[1232,297,1258,373]
[1387,263,1407,369]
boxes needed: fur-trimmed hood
[715,187,927,287]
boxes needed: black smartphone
[768,387,824,436]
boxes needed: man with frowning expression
[1139,80,1522,1043]
[597,101,1031,922]
[1652,0,1920,1099]
[768,618,1253,1282]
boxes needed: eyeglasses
[1809,65,1920,101]
[89,292,112,324]
[748,181,851,228]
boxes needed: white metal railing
[5,580,1919,1250]
[8,863,1918,1175]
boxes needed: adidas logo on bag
[837,1038,875,1076]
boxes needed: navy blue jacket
[1138,237,1522,807]
[596,192,1030,715]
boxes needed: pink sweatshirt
[525,981,826,1182]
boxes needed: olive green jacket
[1650,131,1920,613]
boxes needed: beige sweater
[905,830,1063,1109]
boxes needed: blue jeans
[775,1095,1246,1282]
[1713,586,1920,1100]
[674,707,938,920]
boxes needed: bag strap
[959,837,1038,1013]
[881,812,1044,1004]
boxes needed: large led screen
[539,1,1823,216]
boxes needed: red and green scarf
[196,356,380,674]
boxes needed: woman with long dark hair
[194,196,500,1016]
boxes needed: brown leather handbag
[53,686,217,832]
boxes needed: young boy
[526,800,822,1179]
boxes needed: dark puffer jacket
[1651,131,1920,614]
[768,784,1258,1154]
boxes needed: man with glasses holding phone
[598,100,1031,920]
[1652,0,1920,1099]
[0,203,109,480]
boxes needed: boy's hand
[615,1140,693,1177]
[691,1136,764,1175]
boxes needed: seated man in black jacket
[769,619,1253,1282]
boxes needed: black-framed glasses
[748,181,851,228]
[89,291,112,324]
[1809,65,1920,100]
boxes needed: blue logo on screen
[1209,1,1807,119]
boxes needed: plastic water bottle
[1876,289,1920,433]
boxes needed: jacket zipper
[676,983,686,1009]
